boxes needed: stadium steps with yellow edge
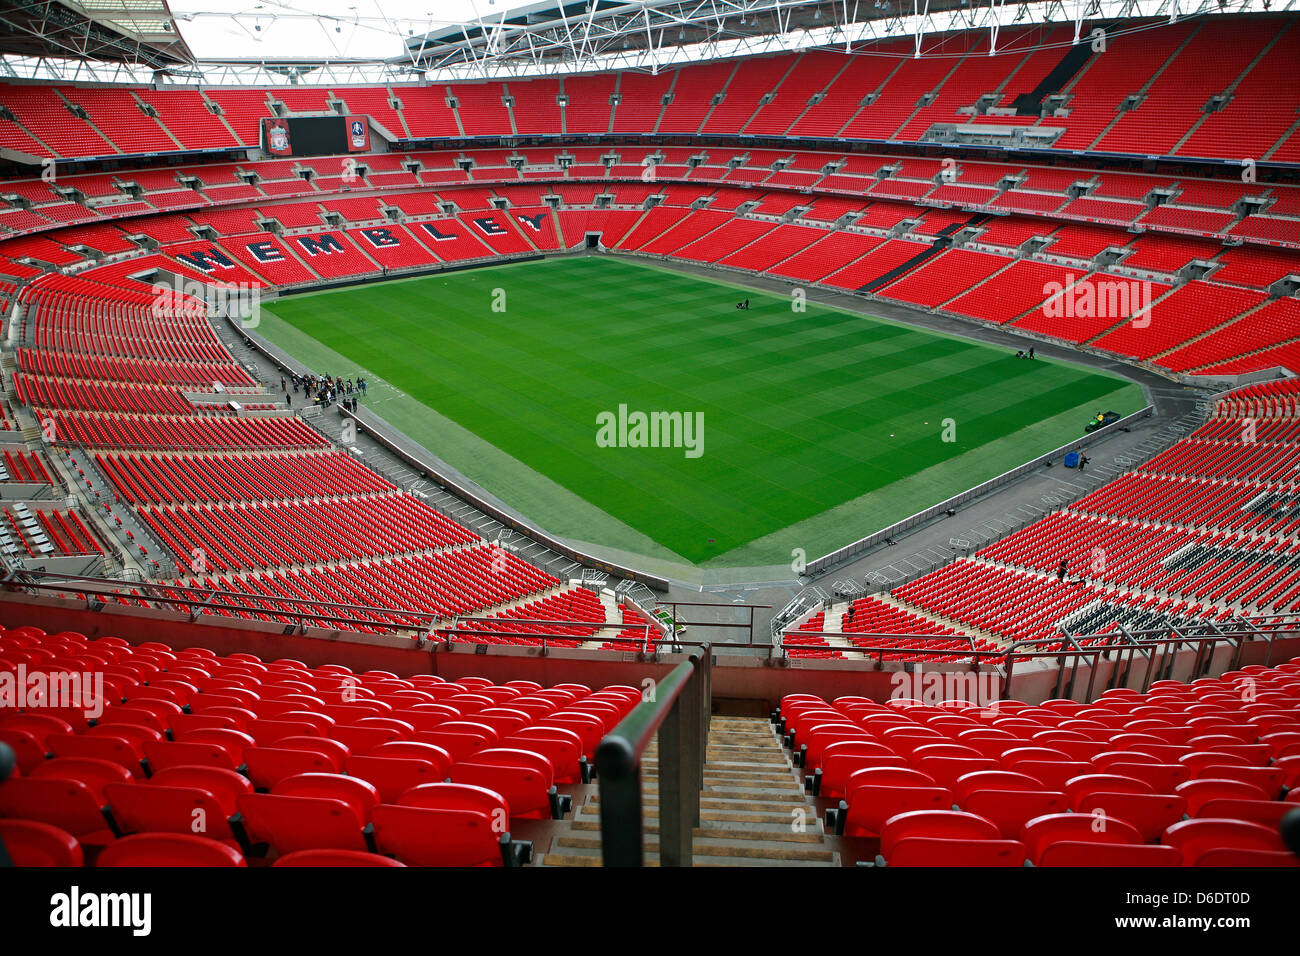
[537,717,839,866]
[819,602,854,650]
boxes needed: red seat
[0,819,84,866]
[913,756,998,789]
[345,754,446,803]
[105,779,240,841]
[837,784,953,838]
[1099,761,1189,793]
[1020,813,1143,864]
[273,848,405,867]
[368,741,453,778]
[1194,848,1299,867]
[0,777,116,845]
[1175,777,1269,815]
[818,745,908,798]
[0,728,47,774]
[962,789,1068,839]
[1192,764,1287,798]
[1196,798,1298,829]
[1072,792,1188,843]
[1037,842,1182,866]
[98,833,246,867]
[1161,818,1285,866]
[371,783,526,867]
[147,766,251,817]
[504,728,585,784]
[451,748,562,820]
[30,756,132,803]
[879,810,999,858]
[144,739,240,773]
[244,747,339,790]
[887,837,1027,867]
[236,792,369,855]
[272,773,381,823]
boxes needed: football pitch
[259,256,1145,570]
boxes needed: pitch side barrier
[805,404,1155,577]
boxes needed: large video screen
[262,115,370,157]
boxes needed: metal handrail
[594,643,712,867]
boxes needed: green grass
[260,256,1144,569]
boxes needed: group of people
[282,372,368,412]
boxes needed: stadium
[0,0,1299,882]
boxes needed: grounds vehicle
[1085,410,1121,433]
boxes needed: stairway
[821,601,853,650]
[1010,38,1098,115]
[538,717,838,866]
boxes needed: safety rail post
[594,645,710,867]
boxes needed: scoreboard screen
[263,115,370,157]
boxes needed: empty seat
[370,783,529,867]
[0,819,84,867]
[273,848,405,867]
[104,780,240,841]
[272,774,381,823]
[1020,813,1144,865]
[235,792,369,856]
[1161,818,1286,866]
[244,747,339,789]
[98,833,246,867]
[451,748,566,820]
[345,754,445,803]
[887,837,1028,867]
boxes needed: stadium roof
[0,0,1289,84]
[0,0,193,68]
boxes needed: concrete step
[538,716,836,867]
[552,834,836,863]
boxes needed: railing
[0,568,444,639]
[1001,614,1300,701]
[594,643,712,867]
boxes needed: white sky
[167,0,530,60]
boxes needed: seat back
[888,837,1027,867]
[273,848,405,867]
[236,792,368,854]
[1020,813,1143,863]
[104,782,235,840]
[1073,791,1187,843]
[273,773,382,822]
[244,747,338,790]
[0,819,83,866]
[344,754,445,803]
[370,804,503,867]
[1036,841,1181,867]
[0,777,111,838]
[879,810,999,857]
[98,833,246,867]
